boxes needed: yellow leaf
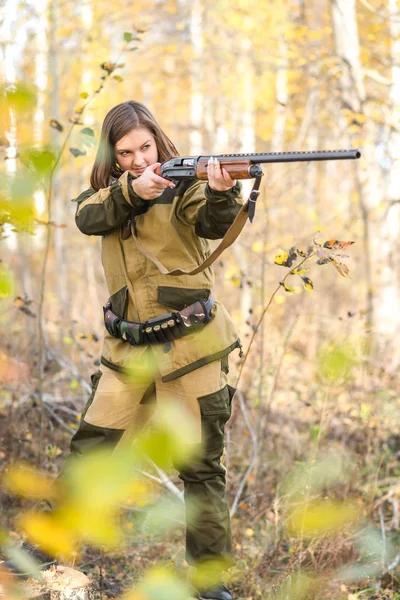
[283,283,295,293]
[275,295,286,305]
[252,240,263,253]
[274,249,289,265]
[16,513,77,558]
[287,500,358,537]
[79,92,89,99]
[3,464,57,499]
[291,267,309,275]
[59,504,122,547]
[301,276,314,291]
[0,270,13,298]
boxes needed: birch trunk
[49,0,70,323]
[189,0,204,154]
[376,0,400,353]
[331,0,376,342]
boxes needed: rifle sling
[131,200,250,277]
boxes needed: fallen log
[0,564,94,599]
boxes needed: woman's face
[114,127,159,175]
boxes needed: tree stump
[0,564,95,599]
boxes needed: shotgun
[156,149,361,182]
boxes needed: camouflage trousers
[67,350,236,566]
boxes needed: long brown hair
[90,101,179,190]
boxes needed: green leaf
[80,127,95,137]
[0,270,14,298]
[20,147,56,178]
[1,83,37,115]
[124,32,133,42]
[69,148,87,157]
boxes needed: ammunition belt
[103,297,215,346]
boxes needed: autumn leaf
[101,61,116,74]
[297,245,314,258]
[3,464,57,499]
[282,282,296,293]
[17,513,77,558]
[301,276,314,291]
[274,247,297,267]
[323,240,355,250]
[331,260,350,278]
[291,267,309,275]
[287,500,358,537]
[49,119,63,132]
[79,92,89,99]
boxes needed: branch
[134,464,184,501]
[230,390,259,517]
[357,0,400,22]
[234,253,314,390]
[42,402,77,435]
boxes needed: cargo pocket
[197,385,234,454]
[157,286,211,311]
[81,370,102,421]
[109,285,128,318]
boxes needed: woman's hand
[130,163,175,200]
[207,156,237,192]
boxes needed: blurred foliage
[0,1,400,599]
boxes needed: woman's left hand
[207,157,237,191]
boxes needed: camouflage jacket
[74,170,243,381]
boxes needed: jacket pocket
[157,286,211,311]
[109,285,128,319]
[197,385,233,453]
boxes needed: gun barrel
[211,149,361,163]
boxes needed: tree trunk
[0,566,94,600]
[376,0,400,352]
[331,0,375,343]
[189,0,204,154]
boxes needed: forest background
[1,0,400,599]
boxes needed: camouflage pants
[67,351,235,565]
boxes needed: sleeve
[176,179,243,240]
[73,170,148,236]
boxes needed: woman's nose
[132,153,144,166]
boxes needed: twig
[358,0,400,21]
[42,401,80,417]
[230,389,258,517]
[235,253,314,390]
[134,464,184,501]
[378,504,387,570]
[387,552,400,571]
[43,402,76,434]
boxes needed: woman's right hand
[130,163,175,200]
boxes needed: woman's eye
[120,151,129,156]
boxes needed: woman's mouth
[133,167,146,175]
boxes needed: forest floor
[1,348,400,600]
